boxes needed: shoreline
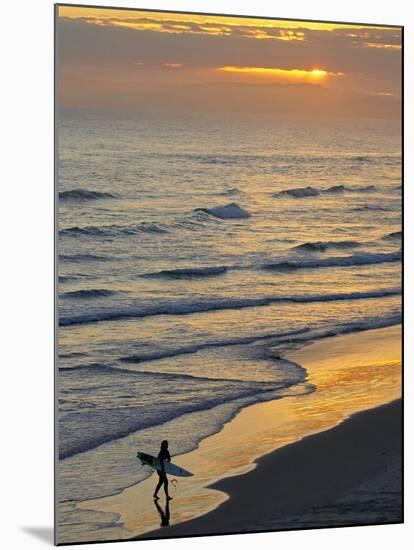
[70,324,401,544]
[143,399,402,539]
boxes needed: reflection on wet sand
[154,500,171,527]
[77,325,401,541]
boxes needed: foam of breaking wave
[263,250,401,271]
[275,310,402,348]
[59,357,306,460]
[59,287,401,327]
[118,328,310,364]
[59,309,400,465]
[278,186,320,198]
[195,202,251,219]
[59,382,313,504]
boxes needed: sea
[57,110,401,517]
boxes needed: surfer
[153,440,173,501]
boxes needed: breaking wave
[195,202,251,219]
[142,266,228,279]
[352,205,390,212]
[263,250,401,271]
[60,222,168,237]
[59,287,401,327]
[61,289,119,299]
[59,253,109,262]
[276,184,377,198]
[293,240,361,252]
[383,231,402,241]
[59,189,117,202]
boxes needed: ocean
[57,110,401,510]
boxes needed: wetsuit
[154,448,171,497]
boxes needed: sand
[144,399,402,538]
[73,325,402,543]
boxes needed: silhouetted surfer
[153,440,173,501]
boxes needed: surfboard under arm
[137,451,193,477]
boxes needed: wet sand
[74,325,402,543]
[145,399,402,538]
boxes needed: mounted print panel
[55,4,403,545]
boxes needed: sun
[310,69,328,77]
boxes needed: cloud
[57,17,401,77]
[61,14,400,50]
[60,14,310,41]
[56,15,402,113]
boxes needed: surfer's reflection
[154,499,171,527]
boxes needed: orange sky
[57,5,402,116]
[58,6,397,33]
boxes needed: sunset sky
[57,5,402,117]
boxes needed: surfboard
[137,451,194,477]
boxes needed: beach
[145,400,402,538]
[71,324,402,543]
[57,108,402,546]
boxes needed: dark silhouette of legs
[163,476,172,500]
[154,471,172,500]
[153,472,164,499]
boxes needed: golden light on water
[76,326,401,541]
[364,42,401,49]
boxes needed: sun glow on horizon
[310,69,328,76]
[57,5,402,112]
[217,66,343,82]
